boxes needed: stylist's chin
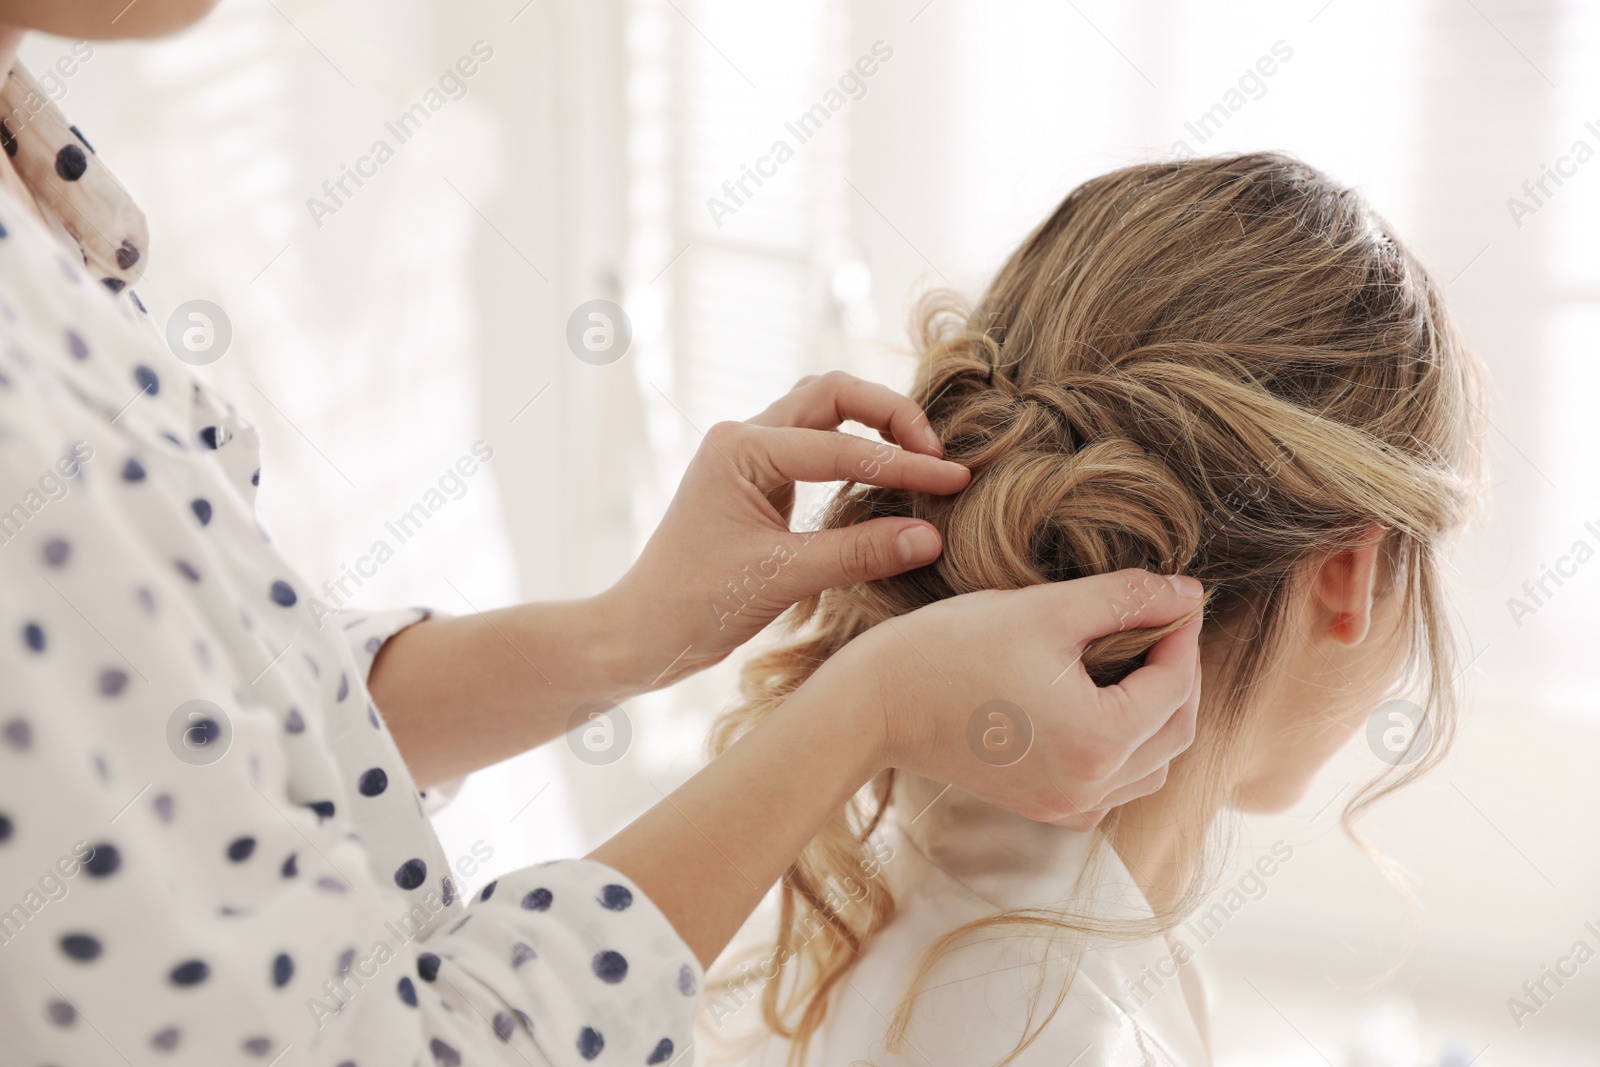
[0,0,221,40]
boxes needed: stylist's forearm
[588,669,885,966]
[371,590,665,788]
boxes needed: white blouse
[704,773,1210,1067]
[0,64,700,1067]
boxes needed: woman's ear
[1313,527,1387,646]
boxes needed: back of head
[710,151,1486,1062]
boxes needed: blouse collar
[0,62,149,294]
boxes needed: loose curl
[708,152,1486,1066]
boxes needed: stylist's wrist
[557,586,680,703]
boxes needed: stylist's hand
[607,371,969,686]
[819,569,1205,829]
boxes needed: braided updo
[708,152,1486,1064]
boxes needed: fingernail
[922,425,944,456]
[1166,574,1202,598]
[897,525,941,565]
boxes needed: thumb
[786,518,943,594]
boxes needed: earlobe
[1316,529,1385,646]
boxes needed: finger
[1049,568,1205,649]
[1095,612,1203,745]
[750,372,945,457]
[1109,656,1201,787]
[783,518,944,591]
[1088,762,1171,811]
[732,424,969,496]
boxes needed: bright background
[25,0,1599,1062]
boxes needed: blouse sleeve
[335,606,466,814]
[0,366,701,1067]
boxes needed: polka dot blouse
[0,63,700,1067]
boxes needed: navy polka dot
[678,964,696,996]
[226,837,256,862]
[306,800,335,821]
[479,880,497,902]
[430,1038,461,1066]
[522,887,553,911]
[394,858,427,890]
[284,708,305,734]
[577,1026,604,1060]
[357,768,387,796]
[190,499,213,526]
[441,876,455,906]
[0,813,12,842]
[186,717,222,749]
[198,426,220,449]
[117,240,140,270]
[272,952,293,987]
[397,975,417,1007]
[83,842,120,876]
[22,622,44,652]
[42,537,70,567]
[169,959,209,986]
[598,883,633,911]
[281,853,298,878]
[65,329,88,359]
[510,942,536,969]
[55,144,88,181]
[2,717,30,750]
[102,277,125,294]
[592,950,628,984]
[60,933,102,961]
[493,1011,515,1041]
[133,364,159,396]
[647,1038,675,1065]
[151,1026,180,1050]
[242,1036,272,1056]
[269,580,296,607]
[46,999,76,1027]
[174,560,201,583]
[336,673,349,701]
[121,457,146,482]
[98,668,129,697]
[417,952,441,982]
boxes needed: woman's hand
[818,568,1205,829]
[602,371,971,688]
[592,568,1203,965]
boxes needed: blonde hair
[709,152,1487,1064]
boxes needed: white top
[0,63,700,1067]
[705,773,1210,1067]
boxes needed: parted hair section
[708,152,1487,1065]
